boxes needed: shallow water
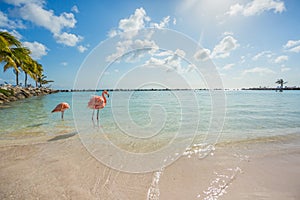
[0,90,299,145]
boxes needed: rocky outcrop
[0,85,58,104]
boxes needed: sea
[1,90,299,144]
[1,90,300,198]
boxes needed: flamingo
[88,90,109,120]
[51,102,70,119]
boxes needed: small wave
[198,167,242,200]
[147,170,163,200]
[183,143,215,159]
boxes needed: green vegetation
[0,31,52,87]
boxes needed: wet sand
[0,133,299,200]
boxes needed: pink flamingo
[51,102,70,119]
[88,90,109,120]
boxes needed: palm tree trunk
[16,71,19,86]
[25,73,28,87]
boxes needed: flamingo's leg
[97,110,99,120]
[92,109,95,120]
[61,111,64,120]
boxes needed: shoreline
[0,85,58,105]
[0,132,299,199]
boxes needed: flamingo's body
[52,102,70,119]
[88,90,109,120]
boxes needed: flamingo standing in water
[51,102,70,119]
[88,90,109,120]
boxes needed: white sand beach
[1,133,299,200]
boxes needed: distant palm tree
[276,79,287,92]
[37,74,53,88]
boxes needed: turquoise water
[0,90,299,144]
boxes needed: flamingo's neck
[102,92,107,103]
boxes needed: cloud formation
[77,45,88,53]
[0,11,24,29]
[211,35,239,58]
[283,39,300,53]
[243,67,275,75]
[2,0,82,47]
[22,41,48,60]
[252,51,273,60]
[54,32,82,47]
[274,55,288,63]
[106,8,175,63]
[227,0,285,16]
[150,16,170,29]
[193,48,211,61]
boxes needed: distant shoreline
[57,87,300,92]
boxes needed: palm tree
[0,32,22,84]
[0,32,21,48]
[32,61,44,87]
[5,47,31,86]
[37,74,53,88]
[0,31,46,87]
[275,79,287,92]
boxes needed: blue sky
[0,0,299,89]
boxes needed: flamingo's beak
[107,93,110,98]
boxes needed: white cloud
[18,3,76,34]
[227,0,286,16]
[288,46,300,53]
[150,16,170,29]
[107,8,176,63]
[106,38,159,63]
[223,63,235,70]
[223,31,233,36]
[243,67,275,75]
[193,48,211,61]
[143,49,188,73]
[3,0,82,46]
[77,45,88,53]
[144,57,166,66]
[211,35,239,58]
[118,7,150,39]
[22,41,48,60]
[114,69,119,73]
[274,55,288,63]
[3,0,43,6]
[173,18,176,25]
[54,32,83,46]
[283,39,300,53]
[107,29,118,38]
[252,50,273,60]
[283,40,300,48]
[71,5,79,13]
[227,4,244,16]
[0,10,24,29]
